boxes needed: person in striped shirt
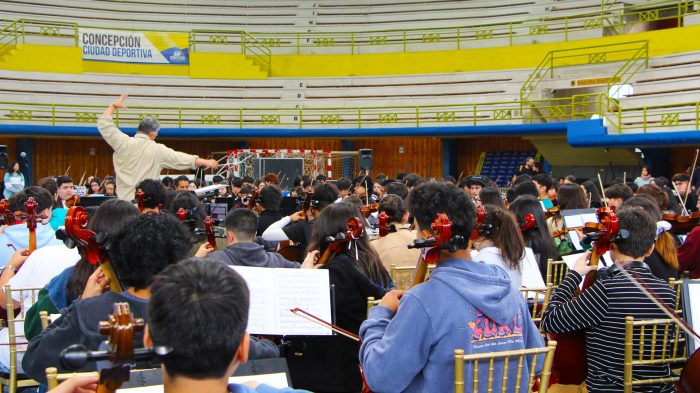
[541,207,676,392]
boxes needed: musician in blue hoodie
[359,181,545,393]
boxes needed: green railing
[520,40,650,107]
[0,94,697,135]
[242,32,271,72]
[0,0,694,56]
[0,18,77,53]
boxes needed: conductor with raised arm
[97,94,219,201]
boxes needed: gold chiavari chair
[366,297,381,318]
[389,264,435,290]
[545,259,569,288]
[454,341,557,393]
[0,285,43,393]
[518,284,553,330]
[623,316,686,393]
[39,311,50,331]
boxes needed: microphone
[19,152,29,167]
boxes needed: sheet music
[232,266,332,336]
[117,373,289,392]
[561,251,612,290]
[522,248,546,288]
[563,213,598,229]
[687,284,700,351]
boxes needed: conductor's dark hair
[109,213,191,290]
[407,182,475,244]
[136,179,166,209]
[149,259,249,379]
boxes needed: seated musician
[532,174,555,210]
[256,185,284,236]
[540,207,676,392]
[0,186,63,267]
[673,173,699,213]
[136,179,167,215]
[55,176,76,209]
[208,209,315,269]
[287,202,391,392]
[353,175,378,204]
[604,183,634,210]
[335,177,352,201]
[49,259,310,393]
[369,194,420,270]
[23,214,280,384]
[472,204,537,288]
[261,183,338,259]
[359,182,545,392]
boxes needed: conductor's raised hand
[112,94,128,110]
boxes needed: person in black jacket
[23,213,279,384]
[256,185,284,236]
[285,202,392,393]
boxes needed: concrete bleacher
[0,67,528,128]
[0,0,615,36]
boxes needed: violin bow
[290,308,359,341]
[63,165,71,177]
[598,173,608,208]
[78,171,86,189]
[456,171,465,185]
[612,262,700,343]
[683,149,699,209]
[672,181,691,216]
[623,171,626,185]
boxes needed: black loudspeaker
[0,145,7,170]
[359,148,373,171]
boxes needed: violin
[300,190,314,221]
[408,213,465,287]
[359,203,379,219]
[291,308,373,393]
[547,206,624,384]
[661,212,700,235]
[60,303,169,393]
[244,190,259,210]
[60,206,123,293]
[192,216,225,250]
[316,217,364,265]
[64,195,80,209]
[545,206,561,219]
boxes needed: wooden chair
[366,296,381,318]
[545,259,569,288]
[0,285,43,393]
[518,284,552,329]
[454,341,557,393]
[623,316,686,393]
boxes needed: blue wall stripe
[567,119,700,147]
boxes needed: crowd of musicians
[0,98,697,392]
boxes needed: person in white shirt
[96,94,219,201]
[472,204,544,288]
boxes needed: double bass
[59,206,123,293]
[59,303,170,393]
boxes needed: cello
[316,217,364,265]
[407,213,465,287]
[60,303,170,393]
[60,206,123,293]
[547,206,624,384]
[24,197,37,253]
[377,211,396,238]
[466,205,487,251]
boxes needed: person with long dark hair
[479,187,506,208]
[547,184,588,255]
[3,161,24,199]
[509,195,559,280]
[472,205,529,287]
[286,202,391,392]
